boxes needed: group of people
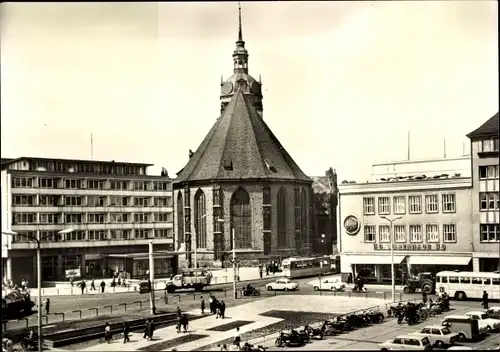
[176,306,190,333]
[70,277,128,294]
[103,319,152,344]
[206,295,226,319]
[3,278,28,292]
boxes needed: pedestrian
[176,315,182,333]
[70,277,74,287]
[45,298,50,315]
[215,301,221,319]
[91,278,96,291]
[21,278,26,290]
[145,319,154,340]
[422,291,427,304]
[80,280,86,295]
[122,322,130,343]
[209,295,214,314]
[347,273,353,285]
[176,306,181,318]
[104,322,112,343]
[482,290,489,309]
[200,297,205,315]
[258,264,263,280]
[181,314,189,333]
[265,265,269,276]
[220,300,226,319]
[118,277,121,287]
[100,280,106,293]
[233,327,241,348]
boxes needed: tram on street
[282,256,334,279]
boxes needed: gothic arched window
[277,187,287,248]
[194,189,207,248]
[230,188,252,249]
[176,191,184,245]
[300,188,307,244]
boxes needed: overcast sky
[1,1,498,181]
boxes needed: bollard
[88,307,98,317]
[119,303,127,312]
[164,295,168,305]
[399,292,403,301]
[193,293,196,301]
[72,310,82,319]
[365,291,368,299]
[224,290,227,298]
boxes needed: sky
[1,1,498,182]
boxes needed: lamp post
[3,228,74,352]
[217,218,237,299]
[193,213,208,270]
[148,240,155,315]
[380,216,402,303]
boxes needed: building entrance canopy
[350,255,406,265]
[408,255,471,266]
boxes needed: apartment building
[467,112,500,272]
[1,157,174,284]
[339,172,472,284]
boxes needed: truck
[2,288,35,319]
[165,269,212,293]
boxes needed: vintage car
[409,325,459,348]
[463,311,500,332]
[266,279,298,291]
[313,279,346,292]
[485,306,500,320]
[379,334,433,351]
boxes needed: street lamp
[148,240,155,315]
[2,228,74,352]
[193,213,208,270]
[380,216,402,303]
[217,218,237,299]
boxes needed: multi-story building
[338,159,473,283]
[1,157,174,284]
[467,112,499,272]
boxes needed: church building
[173,6,314,267]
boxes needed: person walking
[176,306,181,318]
[90,278,96,291]
[422,291,427,304]
[69,277,74,287]
[104,322,112,344]
[100,280,106,293]
[122,322,130,344]
[181,314,189,333]
[482,290,489,309]
[209,295,214,314]
[200,297,205,315]
[265,265,269,276]
[233,327,241,348]
[220,300,226,319]
[45,298,50,315]
[258,264,263,280]
[80,280,86,295]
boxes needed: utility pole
[232,228,237,299]
[149,240,156,315]
[380,216,402,302]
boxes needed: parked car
[446,347,472,350]
[463,311,500,332]
[266,279,298,291]
[409,325,459,348]
[379,334,433,351]
[485,307,500,320]
[313,279,346,291]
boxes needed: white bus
[282,256,334,279]
[436,271,500,300]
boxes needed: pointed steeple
[238,2,243,42]
[233,2,248,74]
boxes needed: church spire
[238,2,243,42]
[233,2,248,74]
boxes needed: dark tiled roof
[467,112,499,139]
[174,89,311,183]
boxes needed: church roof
[175,89,311,184]
[466,112,499,140]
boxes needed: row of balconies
[11,194,173,208]
[12,212,174,226]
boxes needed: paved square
[207,320,254,332]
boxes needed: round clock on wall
[344,215,360,235]
[222,82,233,95]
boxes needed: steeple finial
[238,2,243,42]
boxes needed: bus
[435,271,500,300]
[282,256,334,279]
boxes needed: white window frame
[481,138,499,152]
[39,213,59,224]
[378,197,390,215]
[408,195,422,214]
[393,196,406,214]
[480,224,499,242]
[65,213,82,224]
[363,197,375,215]
[442,194,456,213]
[443,224,456,243]
[425,224,439,243]
[425,194,438,213]
[88,213,105,224]
[479,165,499,180]
[364,225,376,242]
[394,225,406,243]
[379,225,390,243]
[409,225,422,243]
[479,192,499,211]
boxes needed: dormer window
[223,158,233,171]
[264,159,277,173]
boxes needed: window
[481,138,499,152]
[110,180,128,190]
[109,229,130,240]
[479,165,499,179]
[134,197,150,207]
[480,224,499,242]
[110,213,129,223]
[12,177,33,188]
[409,225,422,242]
[134,213,148,223]
[12,213,36,224]
[88,213,105,223]
[479,192,499,211]
[194,189,207,248]
[363,197,375,215]
[277,187,287,248]
[65,179,82,189]
[408,195,422,214]
[39,213,60,224]
[12,195,34,206]
[134,181,145,191]
[65,213,82,224]
[39,178,57,188]
[379,225,390,243]
[460,276,470,284]
[426,224,439,243]
[153,182,170,191]
[39,195,59,206]
[472,277,483,285]
[135,229,150,239]
[364,225,375,242]
[449,276,459,284]
[88,230,106,240]
[393,196,406,214]
[64,196,82,206]
[65,230,86,241]
[155,228,173,238]
[121,197,129,207]
[394,225,406,242]
[378,197,390,214]
[231,188,252,249]
[424,194,438,213]
[88,196,106,207]
[154,213,170,223]
[443,224,456,242]
[442,194,456,213]
[87,180,105,190]
[39,231,59,242]
[154,197,168,207]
